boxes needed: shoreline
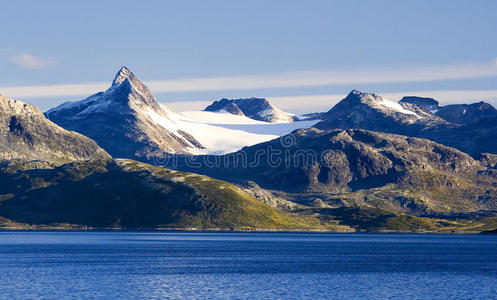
[0,226,490,234]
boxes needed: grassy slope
[0,159,496,232]
[0,159,339,231]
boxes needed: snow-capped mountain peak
[315,89,447,134]
[112,66,134,85]
[342,90,421,117]
[45,67,318,161]
[45,67,204,160]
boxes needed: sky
[1,0,497,114]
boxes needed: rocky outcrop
[204,97,298,123]
[45,67,204,162]
[0,94,110,165]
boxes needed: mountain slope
[45,67,204,161]
[315,90,447,135]
[0,94,110,164]
[2,158,494,232]
[170,128,497,214]
[0,159,318,230]
[204,97,299,123]
[435,102,497,124]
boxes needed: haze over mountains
[1,66,497,232]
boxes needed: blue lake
[0,232,496,299]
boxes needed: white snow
[255,107,295,123]
[147,108,318,155]
[377,98,421,117]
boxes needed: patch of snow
[378,98,421,118]
[180,111,266,125]
[148,110,318,155]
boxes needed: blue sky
[1,0,497,113]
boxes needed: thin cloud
[8,53,53,69]
[1,60,497,99]
[164,90,497,114]
[147,62,497,93]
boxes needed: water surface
[0,232,496,299]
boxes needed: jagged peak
[112,66,135,86]
[108,66,160,109]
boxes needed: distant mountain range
[2,67,497,232]
[315,90,497,157]
[46,67,313,160]
[204,97,299,123]
[400,95,497,124]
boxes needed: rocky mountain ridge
[315,90,497,157]
[0,94,110,164]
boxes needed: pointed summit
[45,67,204,161]
[106,66,158,109]
[112,66,135,86]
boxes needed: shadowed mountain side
[435,102,497,124]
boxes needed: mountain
[45,67,204,162]
[0,94,110,164]
[46,68,318,157]
[204,97,299,123]
[399,96,440,112]
[435,102,497,124]
[171,128,497,214]
[1,157,495,233]
[314,90,497,157]
[399,96,497,124]
[315,90,446,136]
[0,159,322,230]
